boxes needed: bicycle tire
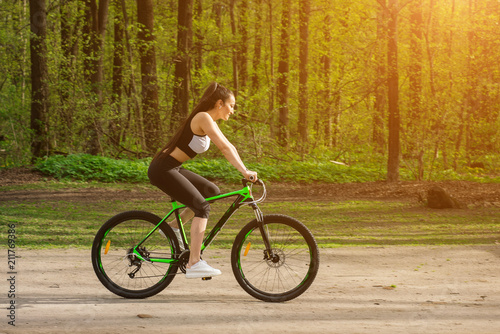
[91,210,180,299]
[231,214,319,302]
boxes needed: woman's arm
[195,112,257,180]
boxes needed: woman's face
[219,95,236,121]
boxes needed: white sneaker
[160,227,185,251]
[185,260,222,279]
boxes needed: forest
[0,0,499,182]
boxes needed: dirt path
[1,246,499,334]
[1,167,499,206]
[1,168,499,333]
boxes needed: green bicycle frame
[131,184,255,264]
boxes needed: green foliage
[33,154,499,184]
[1,0,499,177]
[34,154,381,184]
[35,154,150,183]
[0,1,31,166]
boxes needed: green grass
[1,184,498,249]
[262,201,500,247]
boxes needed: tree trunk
[267,0,275,137]
[193,0,203,90]
[110,0,124,147]
[448,0,461,171]
[120,0,144,151]
[171,0,193,130]
[387,0,400,182]
[408,0,423,180]
[30,0,49,161]
[83,0,110,155]
[212,3,222,74]
[59,1,78,143]
[229,0,238,94]
[408,0,423,126]
[298,0,310,150]
[277,0,291,148]
[465,0,477,163]
[251,0,263,92]
[331,90,341,147]
[373,1,386,153]
[238,0,248,89]
[137,0,160,152]
[321,14,332,148]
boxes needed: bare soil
[1,247,500,334]
[1,167,499,206]
[1,167,500,333]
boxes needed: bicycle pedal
[201,277,212,281]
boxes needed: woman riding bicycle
[148,82,257,279]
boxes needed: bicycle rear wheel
[91,210,179,299]
[231,214,319,302]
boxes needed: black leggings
[148,154,220,219]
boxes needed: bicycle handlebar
[241,178,266,204]
[241,177,263,187]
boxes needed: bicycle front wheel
[231,214,319,302]
[91,211,179,299]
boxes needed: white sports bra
[188,135,211,154]
[176,120,211,158]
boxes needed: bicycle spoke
[92,211,179,298]
[232,215,319,301]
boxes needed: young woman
[148,82,258,279]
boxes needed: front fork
[251,204,273,259]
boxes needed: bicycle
[91,178,319,302]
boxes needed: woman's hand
[244,170,258,182]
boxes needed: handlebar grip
[241,177,263,187]
[249,175,256,182]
